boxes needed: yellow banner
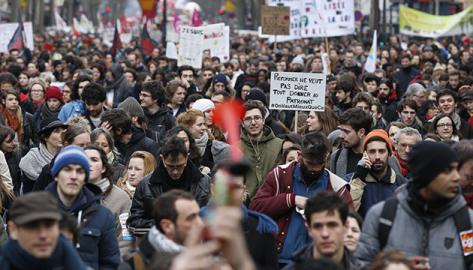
[400,5,473,37]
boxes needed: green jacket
[241,126,283,198]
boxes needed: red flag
[139,0,158,19]
[7,22,25,52]
[191,10,203,27]
[111,22,122,57]
[213,100,245,161]
[141,20,159,57]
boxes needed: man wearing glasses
[250,132,352,267]
[393,127,422,178]
[240,100,282,199]
[127,136,210,232]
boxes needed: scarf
[194,131,209,157]
[452,113,463,131]
[39,103,60,122]
[1,107,24,143]
[20,143,55,180]
[394,151,409,177]
[407,183,454,217]
[1,236,85,270]
[94,178,110,193]
[147,225,184,254]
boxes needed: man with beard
[453,141,473,208]
[121,190,203,269]
[349,130,407,217]
[81,82,107,129]
[250,132,352,266]
[330,108,372,180]
[393,54,421,97]
[355,141,473,270]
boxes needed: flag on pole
[364,30,377,73]
[54,9,70,32]
[7,22,25,52]
[111,21,123,57]
[141,20,159,56]
[191,10,203,27]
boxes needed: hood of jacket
[46,182,102,213]
[240,125,277,145]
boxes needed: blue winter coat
[47,182,120,270]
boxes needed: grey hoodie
[355,185,473,270]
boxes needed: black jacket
[144,106,176,144]
[283,244,360,270]
[127,161,210,232]
[116,127,160,165]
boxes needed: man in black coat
[100,108,160,164]
[127,136,210,232]
[139,80,175,144]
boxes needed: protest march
[0,0,470,269]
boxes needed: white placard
[0,22,34,53]
[263,0,354,41]
[166,42,178,60]
[207,26,230,62]
[269,72,326,112]
[178,25,204,68]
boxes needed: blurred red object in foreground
[213,100,245,161]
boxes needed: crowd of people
[0,27,469,270]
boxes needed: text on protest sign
[177,26,204,69]
[261,5,290,35]
[263,0,354,41]
[269,72,326,112]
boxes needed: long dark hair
[84,144,113,197]
[165,125,201,166]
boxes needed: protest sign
[0,22,34,53]
[177,25,204,68]
[261,5,290,35]
[263,0,355,41]
[166,42,178,59]
[300,0,355,37]
[269,72,326,112]
[202,23,230,62]
[400,5,473,38]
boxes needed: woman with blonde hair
[117,151,157,198]
[177,109,230,173]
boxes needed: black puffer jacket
[127,161,210,231]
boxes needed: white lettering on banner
[178,25,204,69]
[269,72,326,112]
[262,0,354,41]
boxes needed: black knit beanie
[408,141,457,189]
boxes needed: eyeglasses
[437,123,453,128]
[163,162,187,172]
[398,143,414,150]
[243,115,263,125]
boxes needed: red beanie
[363,129,393,155]
[45,86,63,103]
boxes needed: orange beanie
[363,129,393,155]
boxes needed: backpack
[378,196,473,269]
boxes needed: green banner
[400,5,473,37]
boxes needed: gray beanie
[118,97,145,118]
